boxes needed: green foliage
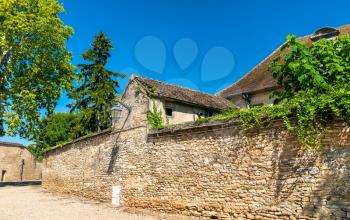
[28,112,91,160]
[148,101,164,129]
[200,35,350,148]
[148,85,157,95]
[197,105,291,130]
[269,34,350,147]
[68,32,126,132]
[134,85,142,96]
[0,0,74,139]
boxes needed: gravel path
[0,186,160,220]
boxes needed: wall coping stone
[45,125,147,155]
[148,117,348,141]
[148,119,243,141]
[44,128,112,154]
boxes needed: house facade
[0,142,42,182]
[217,24,350,108]
[112,75,232,128]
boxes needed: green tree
[29,112,89,160]
[268,34,350,147]
[200,34,350,148]
[0,0,74,139]
[68,32,126,132]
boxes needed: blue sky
[2,0,350,145]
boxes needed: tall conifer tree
[68,32,126,132]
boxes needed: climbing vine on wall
[148,100,164,129]
[199,34,350,149]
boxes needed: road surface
[0,186,194,220]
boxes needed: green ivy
[148,85,158,95]
[148,100,164,129]
[199,34,350,149]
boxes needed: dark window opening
[242,93,251,109]
[310,27,340,42]
[205,111,213,117]
[1,170,6,182]
[165,107,173,116]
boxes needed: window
[203,111,213,118]
[165,107,173,117]
[1,170,6,182]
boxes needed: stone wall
[144,121,350,219]
[0,144,42,182]
[43,118,350,219]
[43,127,147,201]
[43,78,150,201]
[42,80,350,219]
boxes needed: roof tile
[217,24,350,98]
[134,76,232,110]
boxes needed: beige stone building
[113,75,232,128]
[0,141,42,182]
[217,24,350,108]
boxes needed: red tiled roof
[217,24,350,98]
[134,75,232,110]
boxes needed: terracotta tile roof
[217,24,350,98]
[133,75,232,110]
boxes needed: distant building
[0,142,42,182]
[217,24,350,108]
[113,75,232,128]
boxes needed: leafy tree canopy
[199,35,350,148]
[68,32,126,132]
[28,112,90,160]
[0,0,74,139]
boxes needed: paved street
[0,186,193,220]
